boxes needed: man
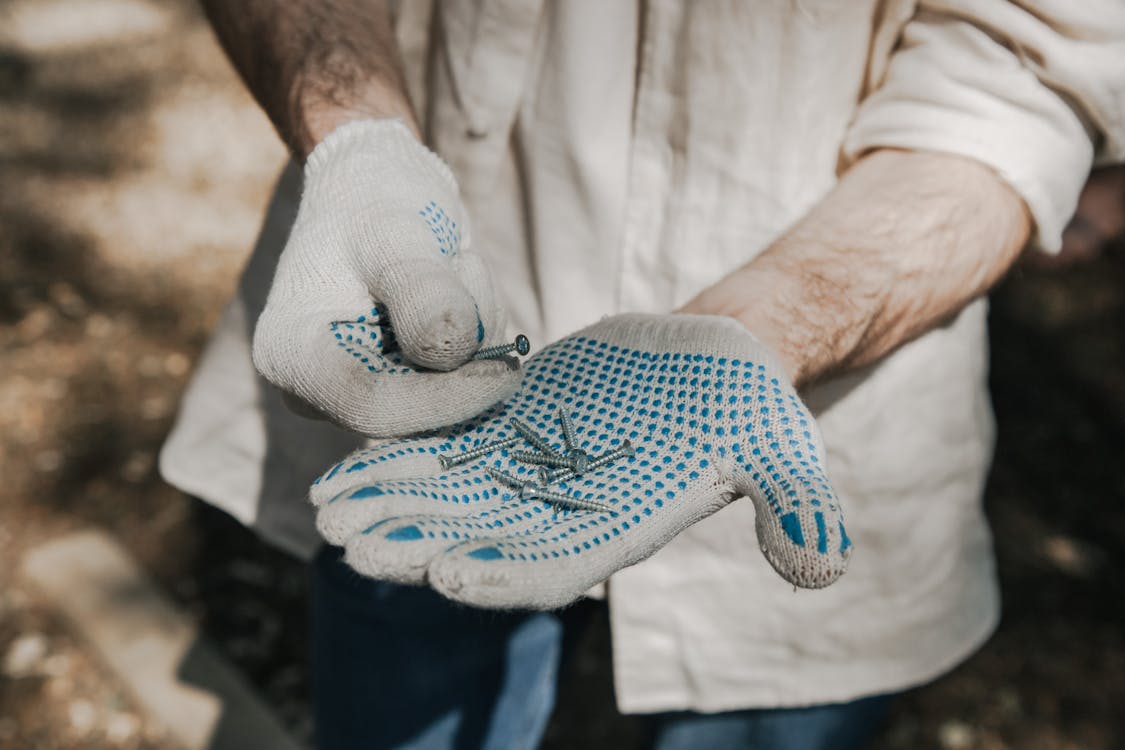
[161,1,1125,748]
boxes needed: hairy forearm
[681,149,1032,387]
[201,0,417,158]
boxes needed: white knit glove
[311,314,851,610]
[253,120,520,437]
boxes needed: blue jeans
[312,546,891,750]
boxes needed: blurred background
[1,1,1123,748]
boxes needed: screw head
[567,450,589,473]
[520,484,541,501]
[514,334,530,356]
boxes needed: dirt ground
[1,1,1122,748]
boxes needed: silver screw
[541,440,636,485]
[558,408,579,452]
[509,417,564,459]
[472,334,531,360]
[555,407,590,472]
[591,440,636,468]
[520,485,617,514]
[566,450,590,472]
[438,435,520,470]
[485,467,525,488]
[511,450,572,469]
[485,463,597,496]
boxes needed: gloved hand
[311,313,851,610]
[252,119,519,437]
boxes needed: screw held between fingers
[473,334,531,360]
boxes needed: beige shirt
[161,0,1125,711]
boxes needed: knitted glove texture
[252,119,518,437]
[312,313,851,609]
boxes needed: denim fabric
[647,695,892,750]
[312,545,562,750]
[311,545,891,750]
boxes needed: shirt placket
[616,0,682,315]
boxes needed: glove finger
[368,254,484,371]
[255,297,520,437]
[355,359,519,436]
[426,511,628,610]
[315,467,505,546]
[281,391,329,422]
[253,287,393,416]
[425,463,731,610]
[310,436,447,507]
[453,251,507,347]
[310,409,532,504]
[733,465,851,589]
[343,499,543,584]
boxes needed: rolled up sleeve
[843,0,1125,252]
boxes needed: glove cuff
[304,118,459,192]
[578,313,788,382]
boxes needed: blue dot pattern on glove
[329,306,417,375]
[419,200,460,256]
[312,313,851,610]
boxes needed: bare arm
[200,0,418,159]
[681,149,1031,387]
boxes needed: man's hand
[203,2,517,434]
[681,149,1032,387]
[253,119,520,437]
[308,314,851,610]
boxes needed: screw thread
[438,435,520,469]
[472,342,515,359]
[558,408,578,452]
[511,450,571,469]
[542,440,635,484]
[509,418,563,459]
[473,334,530,360]
[485,467,524,488]
[521,485,616,514]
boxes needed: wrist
[677,269,808,387]
[303,118,457,194]
[680,149,1031,390]
[293,79,421,161]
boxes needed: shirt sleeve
[842,0,1125,252]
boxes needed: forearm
[201,0,417,159]
[681,149,1031,387]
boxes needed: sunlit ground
[1,1,1123,748]
[1,0,287,746]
